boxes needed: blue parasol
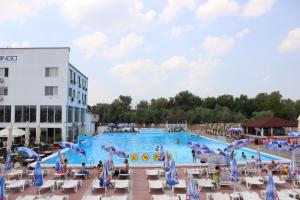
[33,160,43,188]
[188,174,200,200]
[266,171,279,200]
[288,132,300,137]
[158,145,165,161]
[0,176,5,200]
[58,142,86,156]
[163,151,170,172]
[265,141,292,153]
[188,141,210,151]
[114,148,129,159]
[107,152,114,171]
[5,150,11,171]
[99,161,112,194]
[101,145,117,153]
[289,152,298,188]
[166,159,179,186]
[229,157,239,192]
[55,151,62,172]
[206,149,229,165]
[224,139,251,153]
[16,147,41,161]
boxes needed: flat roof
[0,47,70,50]
[69,63,88,79]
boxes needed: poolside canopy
[242,117,297,137]
[164,115,187,131]
[0,126,26,137]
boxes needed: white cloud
[161,56,188,69]
[0,41,30,48]
[278,28,300,53]
[161,0,196,22]
[59,0,156,32]
[235,28,251,39]
[202,36,235,57]
[170,25,194,39]
[261,75,271,82]
[243,0,273,17]
[0,0,54,23]
[196,0,239,22]
[74,32,144,58]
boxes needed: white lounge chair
[207,164,217,177]
[244,162,258,175]
[217,171,233,189]
[146,169,159,179]
[81,195,102,200]
[91,179,105,192]
[7,169,23,179]
[172,179,186,192]
[102,195,128,200]
[114,180,130,192]
[61,180,82,192]
[185,168,205,177]
[6,179,28,192]
[244,177,264,189]
[53,172,66,179]
[208,192,230,200]
[148,180,164,192]
[151,194,172,200]
[39,180,56,193]
[277,191,297,200]
[263,175,286,186]
[47,195,69,200]
[16,195,37,200]
[198,179,215,191]
[177,194,186,200]
[72,169,88,179]
[240,191,262,200]
[118,169,132,179]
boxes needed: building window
[69,69,73,84]
[14,105,36,122]
[0,87,8,95]
[78,76,81,87]
[45,67,58,77]
[0,105,11,122]
[45,86,58,96]
[68,88,72,97]
[73,73,76,85]
[68,106,73,123]
[0,68,8,77]
[75,108,80,122]
[40,105,62,123]
[77,91,80,103]
[81,109,85,122]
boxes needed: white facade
[85,112,99,136]
[0,47,88,142]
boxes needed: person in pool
[176,138,180,144]
[191,149,196,163]
[241,152,247,160]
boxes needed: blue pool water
[43,132,281,165]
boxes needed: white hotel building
[0,47,89,142]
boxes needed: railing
[139,128,164,133]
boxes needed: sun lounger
[6,179,28,192]
[208,192,230,200]
[177,194,186,200]
[243,162,258,175]
[118,169,132,179]
[244,177,264,189]
[53,172,66,179]
[240,191,262,200]
[102,195,128,200]
[281,189,300,199]
[217,171,233,189]
[7,169,23,179]
[47,195,69,200]
[61,180,82,192]
[277,191,297,200]
[207,163,217,177]
[114,180,130,192]
[72,169,88,179]
[81,195,102,200]
[185,168,205,177]
[262,175,286,186]
[151,194,172,200]
[91,179,105,192]
[197,179,215,191]
[148,180,164,192]
[146,169,159,178]
[39,180,56,193]
[16,195,37,200]
[172,179,186,192]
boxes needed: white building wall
[0,47,88,142]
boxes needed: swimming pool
[42,132,283,166]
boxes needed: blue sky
[0,0,300,105]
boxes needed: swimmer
[176,138,180,144]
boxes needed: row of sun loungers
[16,195,69,200]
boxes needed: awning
[0,126,26,137]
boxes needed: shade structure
[256,148,263,176]
[266,171,279,200]
[224,139,251,153]
[229,157,239,192]
[206,149,228,165]
[35,124,41,146]
[163,151,170,172]
[55,151,62,172]
[188,174,200,200]
[288,132,300,137]
[101,145,117,153]
[25,123,30,147]
[5,150,11,171]
[0,125,26,138]
[107,152,114,171]
[228,128,243,132]
[0,176,5,200]
[188,141,209,151]
[265,141,292,153]
[58,141,86,156]
[289,152,298,188]
[16,147,41,161]
[114,148,129,159]
[166,159,179,186]
[33,160,43,187]
[158,145,165,161]
[6,124,13,151]
[99,161,111,194]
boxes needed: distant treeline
[88,91,300,124]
